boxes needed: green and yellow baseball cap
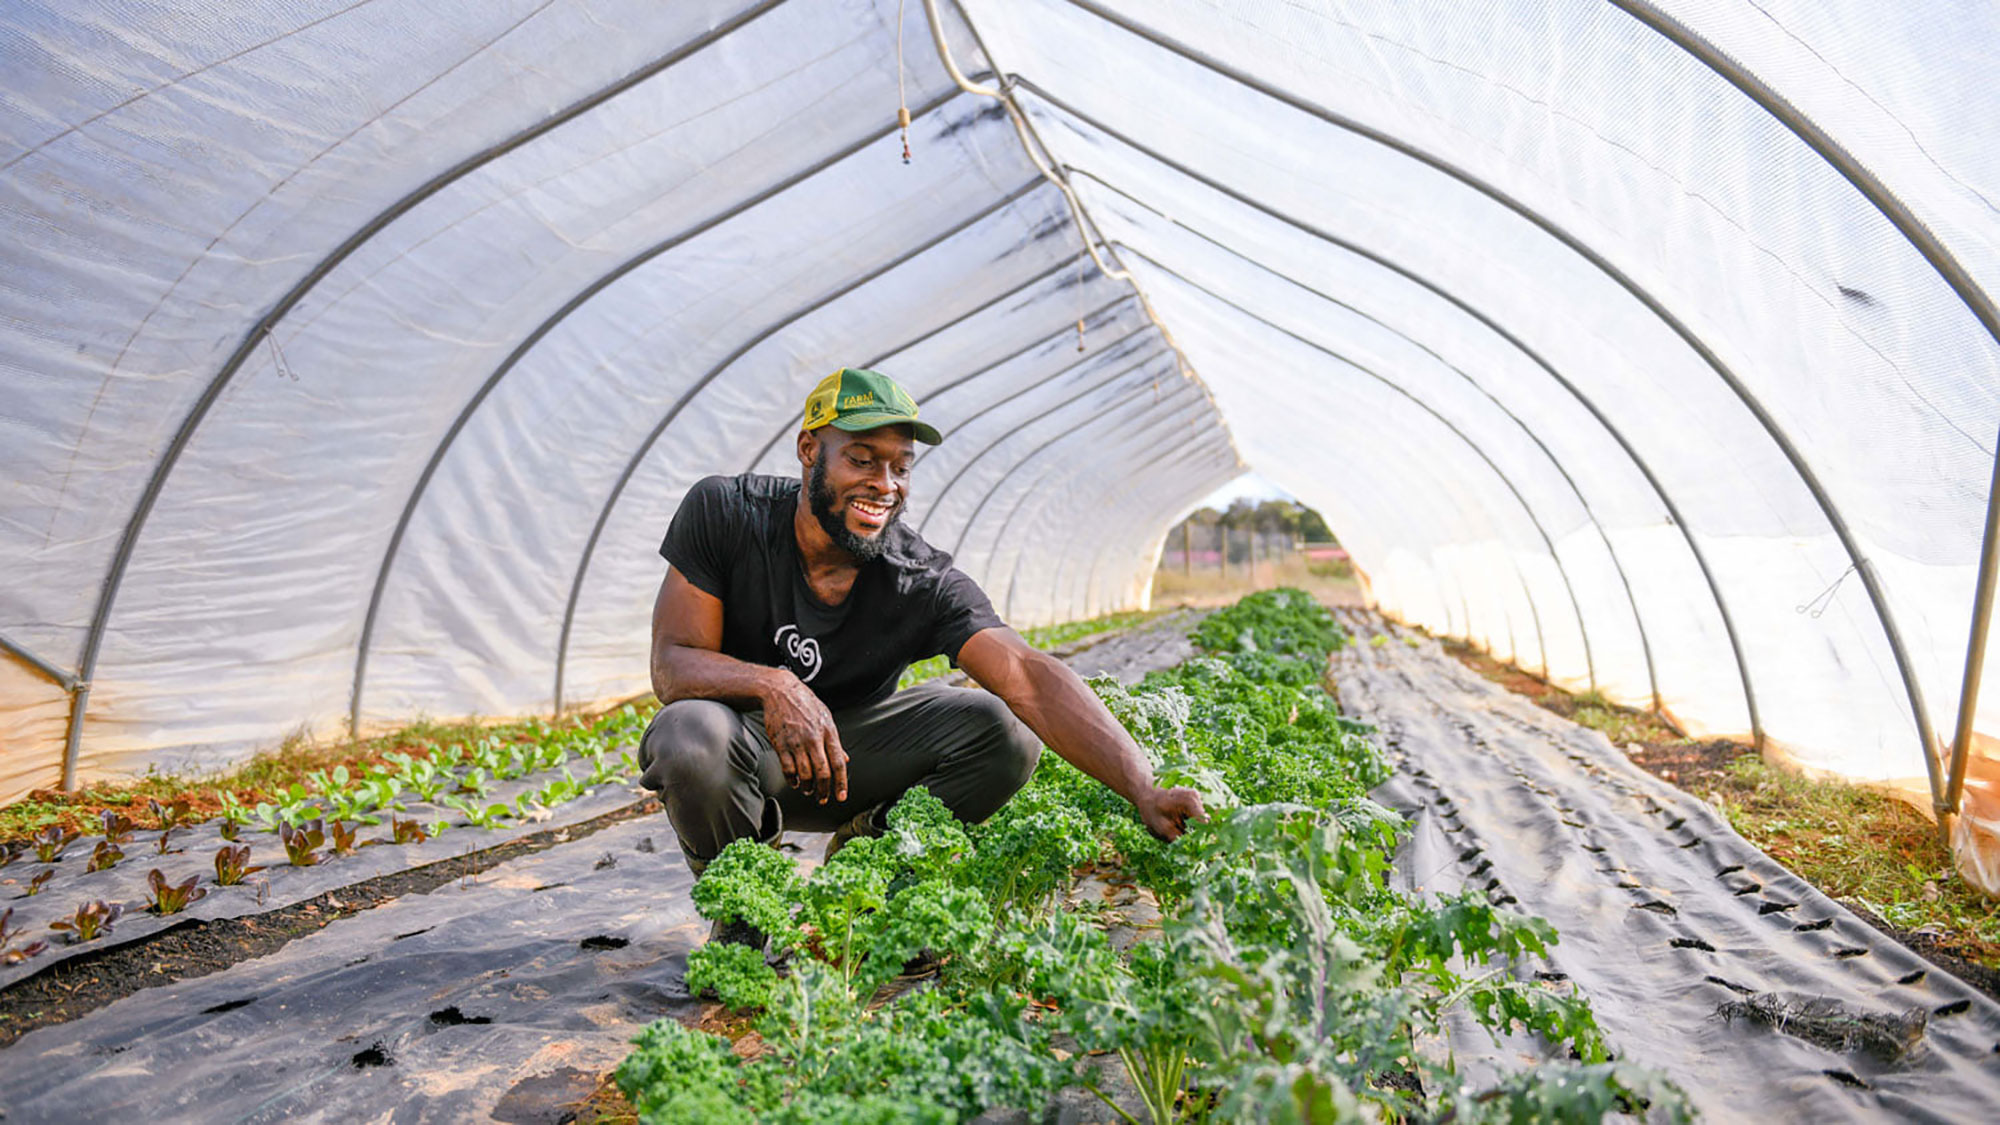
[801,367,942,445]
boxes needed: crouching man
[638,367,1204,946]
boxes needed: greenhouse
[2,1,1997,1121]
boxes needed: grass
[1150,553,1362,610]
[1437,635,2000,971]
[1706,755,2000,965]
[0,707,652,847]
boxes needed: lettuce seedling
[24,868,52,896]
[86,839,124,872]
[31,827,79,863]
[328,819,361,856]
[280,819,325,866]
[146,869,208,915]
[50,899,122,943]
[213,843,265,886]
[0,843,21,869]
[148,797,191,833]
[214,790,252,841]
[1,940,47,964]
[0,907,20,944]
[453,768,493,799]
[98,809,137,844]
[389,816,429,845]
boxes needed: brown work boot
[823,803,888,863]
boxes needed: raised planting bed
[617,589,1690,1123]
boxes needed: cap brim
[832,412,943,445]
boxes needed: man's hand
[1135,785,1207,841]
[761,670,849,804]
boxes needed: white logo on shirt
[773,623,823,683]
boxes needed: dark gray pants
[638,680,1041,870]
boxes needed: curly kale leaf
[684,940,780,1011]
[691,837,800,951]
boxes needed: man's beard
[809,454,903,562]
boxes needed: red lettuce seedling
[31,826,78,863]
[86,839,125,873]
[1,940,48,965]
[389,816,429,845]
[154,829,177,855]
[328,819,360,856]
[145,869,208,915]
[148,797,191,832]
[213,843,266,886]
[280,819,325,867]
[0,910,47,965]
[0,842,21,868]
[24,869,53,896]
[50,900,122,943]
[98,810,136,844]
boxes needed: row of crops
[617,590,1692,1123]
[0,709,651,968]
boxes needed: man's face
[806,425,915,562]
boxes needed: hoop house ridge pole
[351,80,994,736]
[73,0,795,790]
[1947,431,2000,819]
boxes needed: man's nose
[865,461,897,494]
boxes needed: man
[639,367,1205,946]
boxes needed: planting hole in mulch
[351,1041,392,1068]
[579,935,627,951]
[429,1005,492,1026]
[201,996,256,1015]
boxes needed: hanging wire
[264,325,297,382]
[896,0,912,163]
[1797,562,1859,619]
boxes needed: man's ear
[796,429,817,468]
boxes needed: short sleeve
[925,566,1006,664]
[658,475,735,599]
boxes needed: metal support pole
[1945,428,2000,820]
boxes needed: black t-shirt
[658,473,1006,711]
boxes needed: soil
[0,796,661,1047]
[1435,636,2000,1006]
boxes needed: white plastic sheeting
[2,1,1996,883]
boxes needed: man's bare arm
[957,626,1205,840]
[650,570,848,803]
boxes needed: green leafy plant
[30,826,78,863]
[279,818,325,866]
[86,839,124,872]
[214,789,252,841]
[98,809,136,844]
[440,796,511,829]
[148,797,191,833]
[213,843,265,886]
[328,818,361,856]
[50,899,122,943]
[145,868,208,915]
[684,941,780,1010]
[0,910,48,965]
